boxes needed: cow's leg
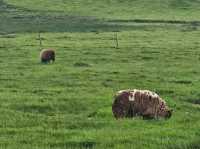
[41,59,47,64]
[142,109,155,119]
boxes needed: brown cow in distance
[40,49,55,63]
[112,89,172,119]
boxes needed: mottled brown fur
[40,49,55,63]
[112,89,172,119]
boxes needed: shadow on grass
[49,141,96,149]
[73,62,91,67]
[180,92,200,105]
[14,104,54,114]
[186,98,200,105]
[167,140,200,149]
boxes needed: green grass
[4,0,200,20]
[0,0,200,148]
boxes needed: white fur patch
[142,90,159,98]
[129,91,136,101]
[129,95,135,101]
[117,90,127,94]
[117,89,159,102]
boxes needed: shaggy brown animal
[40,49,55,63]
[112,89,172,119]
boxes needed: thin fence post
[114,32,119,49]
[38,31,42,48]
[37,17,42,49]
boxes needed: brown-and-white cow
[112,89,172,119]
[40,49,55,63]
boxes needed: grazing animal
[112,89,172,119]
[40,49,55,63]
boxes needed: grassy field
[0,0,200,148]
[4,0,200,20]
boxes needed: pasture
[0,0,200,148]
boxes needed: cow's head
[158,101,172,118]
[165,109,173,118]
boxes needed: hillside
[4,0,200,20]
[0,0,200,149]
